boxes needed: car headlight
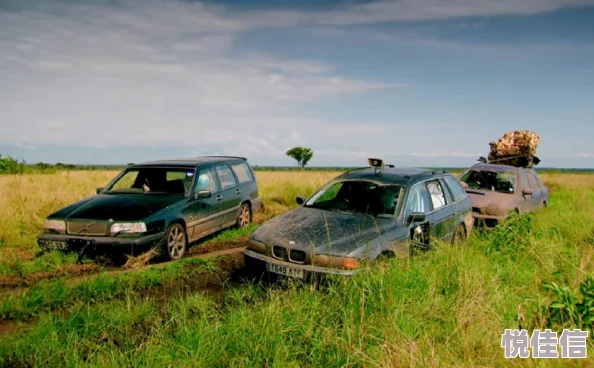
[110,222,147,236]
[313,254,359,269]
[43,219,66,233]
[247,239,267,253]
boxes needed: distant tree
[286,147,314,169]
[127,162,135,166]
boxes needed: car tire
[163,223,187,261]
[451,224,466,245]
[236,202,252,228]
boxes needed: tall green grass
[1,180,593,366]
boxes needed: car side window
[214,165,237,190]
[405,183,431,216]
[196,167,218,193]
[443,176,466,202]
[230,162,254,183]
[426,180,447,210]
[531,170,544,188]
[439,178,454,204]
[526,172,539,189]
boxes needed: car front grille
[272,246,289,261]
[289,249,306,263]
[67,220,108,236]
[272,246,307,264]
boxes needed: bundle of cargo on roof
[478,130,541,168]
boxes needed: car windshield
[304,180,402,217]
[460,169,516,194]
[105,167,195,195]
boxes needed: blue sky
[1,0,593,167]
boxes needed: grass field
[1,169,594,366]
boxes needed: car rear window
[443,176,466,202]
[230,162,254,183]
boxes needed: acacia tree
[286,147,314,169]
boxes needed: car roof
[130,156,247,168]
[469,163,520,172]
[337,167,448,185]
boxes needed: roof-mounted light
[368,158,384,176]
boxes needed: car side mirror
[96,187,104,194]
[296,196,305,205]
[194,190,211,200]
[522,188,533,196]
[407,212,426,223]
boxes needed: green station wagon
[38,156,261,262]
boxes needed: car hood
[250,206,394,256]
[56,194,183,221]
[464,189,518,209]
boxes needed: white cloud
[0,0,591,165]
[15,142,37,150]
[0,0,398,150]
[576,153,594,158]
[237,0,594,26]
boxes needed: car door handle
[216,195,223,201]
[236,189,241,194]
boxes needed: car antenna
[368,158,384,177]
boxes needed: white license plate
[44,241,68,250]
[266,262,305,279]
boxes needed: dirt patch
[0,252,247,340]
[0,236,251,293]
[0,319,35,340]
[0,263,100,290]
[189,236,251,256]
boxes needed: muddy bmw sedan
[244,159,474,279]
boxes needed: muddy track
[0,251,252,340]
[0,236,251,292]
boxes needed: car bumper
[472,213,508,229]
[243,249,356,277]
[37,232,165,256]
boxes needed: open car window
[304,180,402,217]
[106,167,195,195]
[460,169,516,194]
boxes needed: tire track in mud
[0,237,251,293]
[0,251,252,340]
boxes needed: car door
[528,170,546,206]
[424,179,455,240]
[525,170,542,210]
[183,166,223,241]
[438,177,461,235]
[518,170,534,212]
[532,171,549,205]
[213,164,242,226]
[404,182,433,249]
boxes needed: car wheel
[236,202,252,228]
[164,223,187,261]
[452,224,466,245]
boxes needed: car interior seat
[427,182,445,209]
